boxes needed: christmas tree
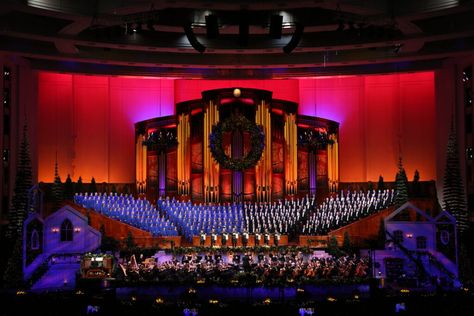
[377,218,386,249]
[64,174,74,200]
[343,231,352,254]
[377,175,385,191]
[75,176,83,194]
[2,237,24,288]
[412,169,420,197]
[395,157,408,207]
[6,124,32,238]
[90,177,97,193]
[443,124,468,233]
[51,157,63,211]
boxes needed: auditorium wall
[299,71,436,183]
[37,71,436,186]
[38,73,175,183]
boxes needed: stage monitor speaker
[205,15,219,38]
[269,15,283,39]
[283,23,304,54]
[184,24,206,53]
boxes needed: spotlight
[283,22,304,54]
[132,23,141,33]
[184,24,206,53]
[269,15,283,39]
[205,14,219,38]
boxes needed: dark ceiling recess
[1,1,474,76]
[239,12,249,46]
[269,15,283,39]
[184,24,206,53]
[206,14,219,38]
[283,23,304,54]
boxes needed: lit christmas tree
[395,157,408,207]
[443,124,468,233]
[51,156,63,211]
[6,124,32,238]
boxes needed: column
[158,151,166,197]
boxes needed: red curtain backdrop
[37,72,435,184]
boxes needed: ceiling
[1,0,474,78]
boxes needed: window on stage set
[31,229,40,250]
[393,230,404,244]
[416,236,427,249]
[60,219,73,242]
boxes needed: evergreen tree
[75,176,83,194]
[90,177,97,193]
[395,157,408,207]
[125,231,136,250]
[51,159,63,211]
[343,232,352,254]
[327,235,341,257]
[367,181,374,191]
[123,185,130,195]
[3,237,24,288]
[377,218,386,249]
[413,169,420,182]
[100,224,119,251]
[64,174,74,200]
[412,169,420,197]
[443,124,468,233]
[377,175,385,191]
[6,124,32,238]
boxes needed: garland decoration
[209,115,265,171]
[142,130,178,152]
[298,129,335,152]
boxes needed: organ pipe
[255,100,272,202]
[284,113,298,195]
[135,134,147,194]
[177,113,190,196]
[327,133,339,193]
[203,101,220,203]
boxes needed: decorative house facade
[23,205,101,281]
[372,202,458,287]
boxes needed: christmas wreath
[209,115,265,171]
